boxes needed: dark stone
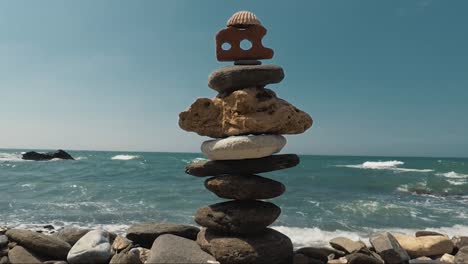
[197,228,293,264]
[43,225,54,230]
[52,227,91,246]
[22,150,74,161]
[416,231,446,237]
[126,223,199,248]
[0,235,8,248]
[205,174,285,200]
[8,246,42,264]
[186,154,300,177]
[409,259,444,264]
[43,261,67,264]
[195,200,281,234]
[0,248,8,258]
[369,232,410,264]
[147,234,215,264]
[6,229,71,260]
[455,246,468,264]
[208,64,284,94]
[347,253,384,264]
[296,247,345,261]
[329,237,366,254]
[234,60,261,65]
[293,253,310,264]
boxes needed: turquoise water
[1,149,467,246]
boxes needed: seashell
[227,11,261,27]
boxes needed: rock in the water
[110,248,142,264]
[197,228,293,264]
[453,236,468,250]
[455,246,468,264]
[369,232,410,264]
[205,174,285,200]
[0,235,7,248]
[394,234,454,258]
[22,149,74,161]
[329,237,366,254]
[147,234,216,264]
[347,253,383,264]
[195,200,281,234]
[201,135,286,160]
[179,87,312,138]
[67,230,112,264]
[416,231,446,237]
[6,229,71,260]
[8,246,41,264]
[186,154,299,177]
[126,223,199,248]
[53,227,91,246]
[208,64,284,94]
[295,247,339,262]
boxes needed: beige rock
[393,234,454,258]
[179,87,312,138]
[440,253,455,263]
[328,257,348,264]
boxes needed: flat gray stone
[208,64,284,94]
[455,246,468,264]
[195,200,281,234]
[6,229,71,260]
[330,237,366,254]
[369,232,410,264]
[67,230,112,264]
[205,174,285,200]
[186,154,299,177]
[147,234,216,264]
[347,253,384,264]
[126,223,199,248]
[197,228,293,264]
[53,227,91,246]
[8,246,41,264]
[295,247,345,262]
[201,135,286,160]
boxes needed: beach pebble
[205,174,285,200]
[112,235,132,253]
[0,248,8,258]
[53,227,91,246]
[67,229,112,264]
[328,257,348,264]
[197,228,293,264]
[439,253,455,263]
[455,246,468,264]
[329,237,366,254]
[110,248,142,264]
[6,229,71,260]
[394,234,454,258]
[147,234,216,264]
[186,154,299,177]
[126,223,199,248]
[195,200,280,234]
[0,235,8,248]
[202,135,286,160]
[135,247,150,263]
[8,246,41,264]
[296,246,345,262]
[369,232,410,264]
[179,87,312,138]
[293,253,310,264]
[0,256,8,264]
[208,64,284,94]
[347,253,383,264]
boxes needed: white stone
[201,135,286,160]
[67,230,112,264]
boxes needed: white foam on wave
[446,179,466,186]
[182,157,208,164]
[111,155,139,160]
[273,224,468,248]
[338,160,433,172]
[437,171,468,179]
[0,152,24,162]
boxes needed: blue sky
[1,1,467,157]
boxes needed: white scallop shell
[227,11,261,27]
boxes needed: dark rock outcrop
[22,150,74,161]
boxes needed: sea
[1,149,467,247]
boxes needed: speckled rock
[67,230,112,264]
[205,174,285,200]
[201,135,286,160]
[8,246,41,264]
[179,87,312,138]
[195,200,280,234]
[197,228,293,264]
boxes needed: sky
[0,0,467,157]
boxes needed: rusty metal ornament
[216,11,274,62]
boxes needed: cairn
[179,11,313,264]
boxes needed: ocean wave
[111,155,140,160]
[0,152,24,162]
[273,224,468,248]
[437,171,468,179]
[338,160,433,172]
[182,157,208,164]
[446,179,466,186]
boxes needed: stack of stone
[179,11,312,264]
